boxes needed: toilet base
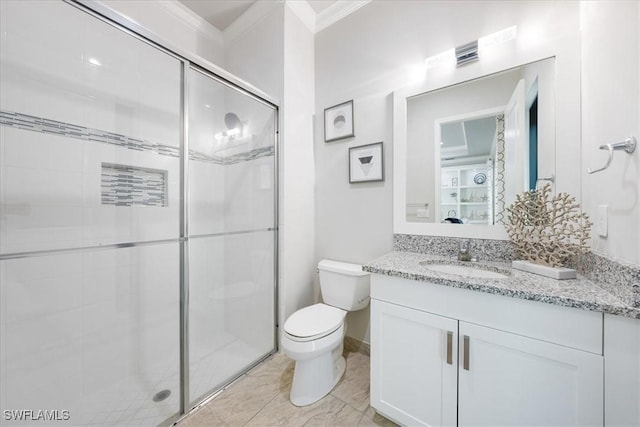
[289,342,346,406]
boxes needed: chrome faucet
[458,240,472,262]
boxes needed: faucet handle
[458,240,471,261]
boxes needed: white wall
[280,7,317,329]
[581,0,640,265]
[224,2,317,333]
[223,3,284,101]
[315,0,582,344]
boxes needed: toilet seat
[284,303,346,342]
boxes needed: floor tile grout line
[241,380,286,426]
[328,391,369,416]
[176,351,394,427]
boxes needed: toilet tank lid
[318,259,369,276]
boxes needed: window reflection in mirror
[405,58,554,225]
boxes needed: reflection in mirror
[405,58,554,225]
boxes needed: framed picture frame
[349,142,384,183]
[324,100,354,142]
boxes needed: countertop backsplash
[394,234,516,261]
[578,251,640,308]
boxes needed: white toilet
[281,259,370,406]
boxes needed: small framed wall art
[349,142,384,183]
[324,100,354,142]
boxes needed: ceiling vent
[455,40,479,67]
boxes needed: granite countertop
[363,251,640,319]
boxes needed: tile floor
[177,350,398,426]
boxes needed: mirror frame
[393,34,582,240]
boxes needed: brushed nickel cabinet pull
[463,335,470,371]
[446,331,453,365]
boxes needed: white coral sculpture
[506,184,592,268]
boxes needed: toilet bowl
[281,260,370,406]
[282,304,347,406]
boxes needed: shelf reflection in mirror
[405,57,555,225]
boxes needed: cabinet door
[458,322,603,427]
[371,300,458,426]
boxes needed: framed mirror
[393,35,581,240]
[406,58,555,226]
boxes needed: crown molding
[285,0,316,33]
[223,0,284,42]
[223,0,370,39]
[315,0,371,33]
[155,1,223,44]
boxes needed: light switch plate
[597,205,608,237]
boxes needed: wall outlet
[597,205,608,238]
[416,207,429,218]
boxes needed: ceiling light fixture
[425,25,517,70]
[479,25,518,50]
[425,48,455,70]
[455,40,479,67]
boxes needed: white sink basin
[419,262,510,279]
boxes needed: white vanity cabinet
[370,274,605,427]
[371,300,458,426]
[457,322,603,427]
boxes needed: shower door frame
[65,1,280,423]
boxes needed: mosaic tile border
[0,110,179,157]
[0,110,274,166]
[101,163,167,207]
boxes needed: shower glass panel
[187,68,277,405]
[1,1,278,425]
[1,1,181,425]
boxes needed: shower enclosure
[0,1,278,425]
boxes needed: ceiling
[441,116,497,162]
[178,1,256,31]
[179,0,342,32]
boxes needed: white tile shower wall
[188,232,275,403]
[0,127,181,253]
[0,1,182,254]
[1,1,181,148]
[188,236,226,348]
[222,231,275,354]
[188,160,227,235]
[0,244,180,425]
[224,156,275,233]
[188,236,229,400]
[188,152,275,237]
[1,2,182,425]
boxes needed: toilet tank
[318,259,370,311]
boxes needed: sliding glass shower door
[187,68,277,405]
[0,1,278,425]
[0,2,183,425]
